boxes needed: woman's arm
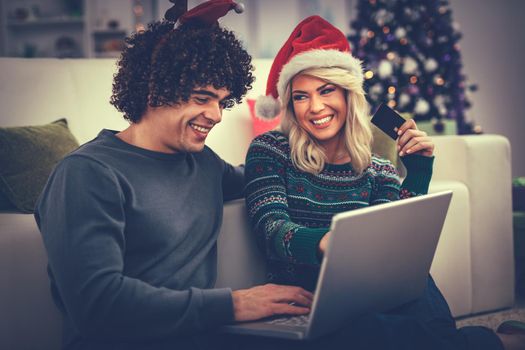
[397,119,435,197]
[245,133,327,265]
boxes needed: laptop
[220,191,453,340]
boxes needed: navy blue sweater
[35,130,244,349]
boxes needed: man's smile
[189,122,212,134]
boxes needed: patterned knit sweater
[245,131,434,291]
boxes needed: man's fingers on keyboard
[275,293,309,306]
[273,303,310,315]
[294,294,313,307]
[275,286,313,303]
[301,290,314,301]
[292,286,314,300]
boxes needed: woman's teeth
[190,123,210,133]
[312,116,333,125]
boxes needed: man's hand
[231,284,313,322]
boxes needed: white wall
[220,0,351,58]
[448,0,525,177]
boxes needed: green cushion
[417,119,457,136]
[514,212,525,259]
[514,177,525,188]
[0,119,79,213]
[513,177,525,211]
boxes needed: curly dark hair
[110,20,254,123]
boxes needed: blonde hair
[279,67,373,175]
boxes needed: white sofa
[0,57,515,350]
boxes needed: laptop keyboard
[264,315,310,327]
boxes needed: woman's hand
[396,119,434,157]
[318,231,331,256]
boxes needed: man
[35,1,312,349]
[36,2,525,350]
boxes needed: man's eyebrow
[192,89,233,103]
[191,89,219,99]
[292,83,333,94]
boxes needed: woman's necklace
[332,151,350,163]
[335,152,348,160]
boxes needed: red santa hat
[165,0,244,26]
[256,15,363,119]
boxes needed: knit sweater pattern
[245,131,434,291]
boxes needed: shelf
[1,0,154,58]
[92,30,127,36]
[7,17,84,27]
[94,50,122,58]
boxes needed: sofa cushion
[0,212,63,349]
[0,119,79,213]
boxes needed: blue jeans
[220,276,503,350]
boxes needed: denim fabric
[218,276,504,350]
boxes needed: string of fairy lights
[349,0,480,134]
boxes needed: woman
[245,15,523,350]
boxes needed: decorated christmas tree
[348,0,479,134]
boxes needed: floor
[456,307,525,331]
[455,285,525,331]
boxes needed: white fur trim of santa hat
[277,49,364,101]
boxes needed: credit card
[371,103,406,140]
